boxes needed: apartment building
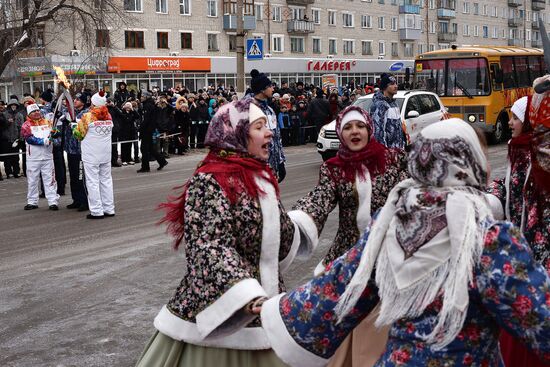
[2,0,549,97]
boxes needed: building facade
[2,0,550,98]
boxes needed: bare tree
[0,0,129,80]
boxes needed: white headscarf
[335,118,494,349]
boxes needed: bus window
[415,60,445,96]
[529,56,543,82]
[448,58,490,96]
[515,56,530,88]
[501,56,516,89]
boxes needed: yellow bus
[414,46,545,143]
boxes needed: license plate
[330,142,340,148]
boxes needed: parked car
[317,90,446,161]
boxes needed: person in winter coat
[308,88,331,135]
[208,98,218,120]
[155,93,175,158]
[188,94,200,149]
[370,73,406,149]
[258,119,550,367]
[113,102,140,165]
[20,103,59,210]
[137,92,168,173]
[1,98,24,178]
[277,104,291,147]
[328,90,340,121]
[289,103,302,146]
[196,96,210,148]
[135,96,311,367]
[114,82,130,108]
[173,102,190,155]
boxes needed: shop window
[125,30,144,48]
[181,32,192,49]
[96,29,110,48]
[157,32,169,49]
[208,33,218,51]
[124,0,142,12]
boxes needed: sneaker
[86,214,104,219]
[24,204,38,210]
[104,213,115,217]
[128,161,135,165]
[137,168,150,173]
[157,161,168,171]
[49,205,59,211]
[77,204,89,212]
[66,202,80,209]
[122,162,128,166]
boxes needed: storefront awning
[107,57,211,73]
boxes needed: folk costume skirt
[135,331,288,367]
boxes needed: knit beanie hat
[91,91,107,107]
[379,73,397,91]
[511,96,528,123]
[75,92,89,106]
[249,103,267,124]
[250,69,272,94]
[27,103,40,115]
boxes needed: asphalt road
[0,143,508,367]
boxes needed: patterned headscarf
[530,76,550,192]
[336,118,494,350]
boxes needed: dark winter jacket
[139,98,159,136]
[155,103,175,133]
[307,96,331,128]
[1,109,24,142]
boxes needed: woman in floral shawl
[289,105,408,366]
[258,118,550,367]
[135,96,309,367]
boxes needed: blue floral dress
[261,221,550,366]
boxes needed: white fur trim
[195,278,267,338]
[261,294,329,367]
[279,220,301,272]
[288,210,319,257]
[355,171,372,234]
[256,177,281,297]
[485,193,504,221]
[154,305,271,350]
[313,260,327,276]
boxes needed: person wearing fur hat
[370,73,407,149]
[20,103,60,210]
[114,81,130,108]
[250,69,286,182]
[135,96,312,367]
[1,98,24,178]
[73,91,115,219]
[258,119,550,367]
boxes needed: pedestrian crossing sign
[246,38,263,60]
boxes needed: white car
[317,90,446,160]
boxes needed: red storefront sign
[307,60,357,72]
[107,57,211,73]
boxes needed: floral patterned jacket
[154,172,303,350]
[260,221,550,366]
[292,150,408,267]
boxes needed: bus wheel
[490,119,505,144]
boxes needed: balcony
[508,18,522,27]
[508,38,523,46]
[438,32,457,42]
[399,28,422,40]
[437,8,456,19]
[287,19,315,33]
[532,39,542,47]
[507,0,521,6]
[532,0,546,10]
[286,0,314,4]
[223,14,256,31]
[533,20,540,29]
[399,4,421,13]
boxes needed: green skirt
[135,331,289,367]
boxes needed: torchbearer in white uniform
[73,91,115,219]
[20,103,60,211]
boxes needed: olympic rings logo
[95,125,112,135]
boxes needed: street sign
[246,38,263,60]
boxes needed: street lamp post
[236,0,245,96]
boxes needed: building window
[312,9,321,24]
[255,4,263,21]
[418,43,425,54]
[491,6,497,17]
[493,26,498,38]
[93,0,105,9]
[343,39,355,54]
[362,40,372,55]
[379,41,385,55]
[312,38,321,53]
[482,25,488,38]
[125,30,144,48]
[378,16,385,29]
[290,37,305,53]
[429,21,436,33]
[482,4,488,16]
[329,38,337,54]
[272,6,281,22]
[391,42,398,56]
[179,0,191,15]
[361,15,372,28]
[391,17,397,31]
[474,25,479,36]
[157,32,169,48]
[462,2,469,14]
[291,7,305,20]
[429,0,435,9]
[156,0,167,13]
[429,43,435,51]
[96,29,110,47]
[379,0,385,4]
[404,42,414,57]
[228,35,237,51]
[272,35,284,52]
[343,12,354,27]
[328,11,336,26]
[124,0,142,12]
[181,32,192,49]
[463,24,469,36]
[473,2,478,15]
[207,33,218,51]
[207,0,217,17]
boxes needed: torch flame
[53,66,71,89]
